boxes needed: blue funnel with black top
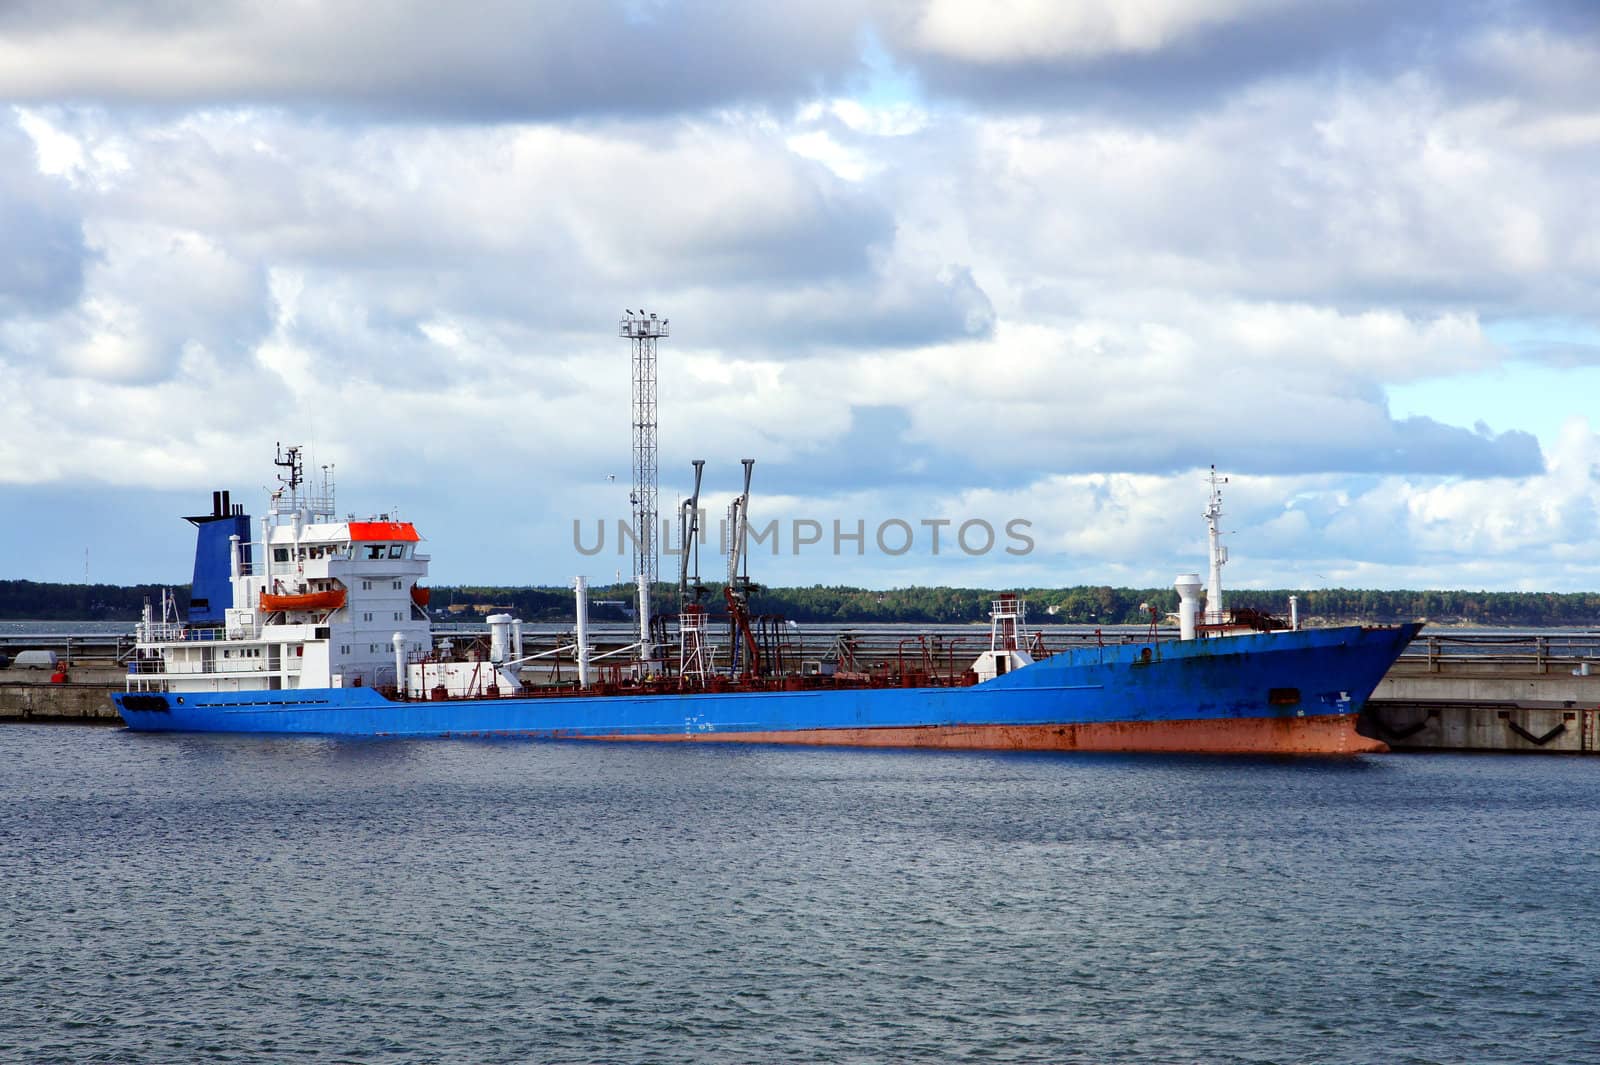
[184,490,251,626]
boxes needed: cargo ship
[113,447,1418,753]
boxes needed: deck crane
[676,459,712,687]
[677,459,706,609]
[724,459,760,679]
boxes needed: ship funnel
[1175,574,1203,641]
[185,489,252,626]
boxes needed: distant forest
[4,578,1598,627]
[1,580,181,621]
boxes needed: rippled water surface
[2,725,1596,1064]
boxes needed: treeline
[438,582,1599,628]
[4,579,1598,628]
[430,586,595,622]
[755,584,1600,627]
[0,580,184,621]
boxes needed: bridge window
[388,545,404,559]
[366,546,384,560]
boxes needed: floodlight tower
[620,309,669,672]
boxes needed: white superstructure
[128,446,432,694]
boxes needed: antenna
[274,442,303,494]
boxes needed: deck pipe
[392,633,406,697]
[637,574,653,675]
[575,576,591,688]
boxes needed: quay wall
[1365,649,1600,753]
[0,665,123,722]
[1363,701,1596,753]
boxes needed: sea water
[1,725,1595,1064]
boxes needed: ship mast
[1204,465,1228,625]
[271,443,335,521]
[274,443,303,505]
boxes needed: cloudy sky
[3,0,1599,594]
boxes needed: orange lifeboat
[411,585,431,608]
[260,588,347,613]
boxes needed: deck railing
[1394,633,1600,674]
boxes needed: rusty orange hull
[565,714,1388,755]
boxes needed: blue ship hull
[113,623,1420,754]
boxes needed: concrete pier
[1364,633,1600,752]
[0,665,124,723]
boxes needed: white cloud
[1463,24,1600,102]
[787,98,931,181]
[1403,416,1600,558]
[804,303,1520,479]
[3,3,1599,589]
[907,0,1303,64]
[3,217,266,384]
[869,421,1600,591]
[949,76,1594,310]
[1511,111,1600,150]
[0,2,873,117]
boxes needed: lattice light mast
[620,310,669,671]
